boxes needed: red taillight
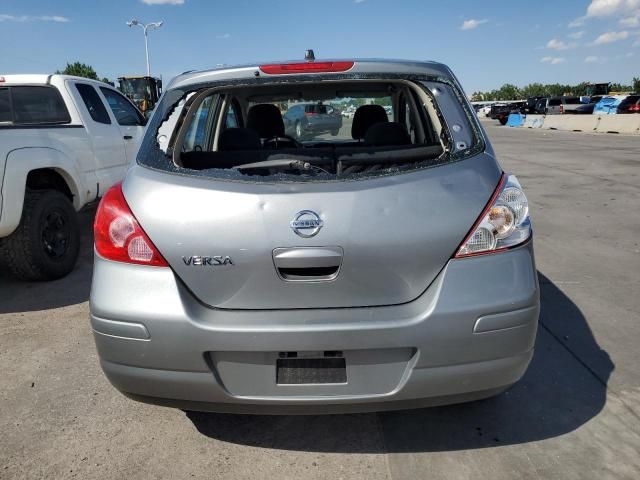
[560,105,565,114]
[454,174,532,258]
[455,175,507,258]
[259,61,354,75]
[304,112,317,116]
[94,184,168,267]
[629,104,640,112]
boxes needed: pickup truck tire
[499,117,508,126]
[0,190,80,281]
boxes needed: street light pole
[142,26,150,77]
[126,19,163,77]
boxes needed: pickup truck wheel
[499,117,508,126]
[0,190,80,281]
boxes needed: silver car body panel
[122,153,500,309]
[90,241,538,413]
[90,59,539,412]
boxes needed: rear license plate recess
[276,357,347,385]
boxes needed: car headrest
[351,104,389,140]
[246,104,285,138]
[218,128,261,151]
[364,122,411,147]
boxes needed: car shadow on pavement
[0,206,95,314]
[186,272,614,453]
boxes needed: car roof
[167,59,452,91]
[0,74,115,87]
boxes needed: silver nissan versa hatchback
[90,58,539,414]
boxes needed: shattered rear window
[138,75,483,183]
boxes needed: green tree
[633,77,640,93]
[521,83,547,98]
[56,62,98,80]
[496,84,522,100]
[610,82,633,93]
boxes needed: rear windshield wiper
[233,159,329,174]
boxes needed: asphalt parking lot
[1,121,639,480]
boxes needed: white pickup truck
[0,74,146,280]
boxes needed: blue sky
[1,0,639,93]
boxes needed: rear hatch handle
[273,247,343,282]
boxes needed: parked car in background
[594,96,627,115]
[526,96,545,114]
[534,98,549,114]
[90,58,539,414]
[616,95,640,114]
[546,96,582,115]
[574,96,603,115]
[546,98,562,115]
[558,96,582,114]
[0,74,145,280]
[283,102,343,139]
[490,102,526,125]
[341,105,356,119]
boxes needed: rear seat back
[246,104,285,138]
[180,143,440,171]
[351,104,389,140]
[364,122,411,146]
[219,128,261,151]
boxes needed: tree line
[471,78,640,101]
[55,62,112,85]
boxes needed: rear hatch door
[124,154,501,310]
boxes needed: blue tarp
[506,113,525,127]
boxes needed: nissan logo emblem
[290,210,324,238]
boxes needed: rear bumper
[90,242,539,413]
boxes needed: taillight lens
[455,174,531,258]
[94,184,168,267]
[629,104,640,112]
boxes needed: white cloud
[547,38,576,50]
[620,15,640,26]
[568,30,586,39]
[141,0,185,4]
[461,19,488,30]
[216,33,231,39]
[584,55,601,62]
[541,56,567,64]
[0,14,69,22]
[593,30,630,44]
[586,0,640,17]
[569,16,587,28]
